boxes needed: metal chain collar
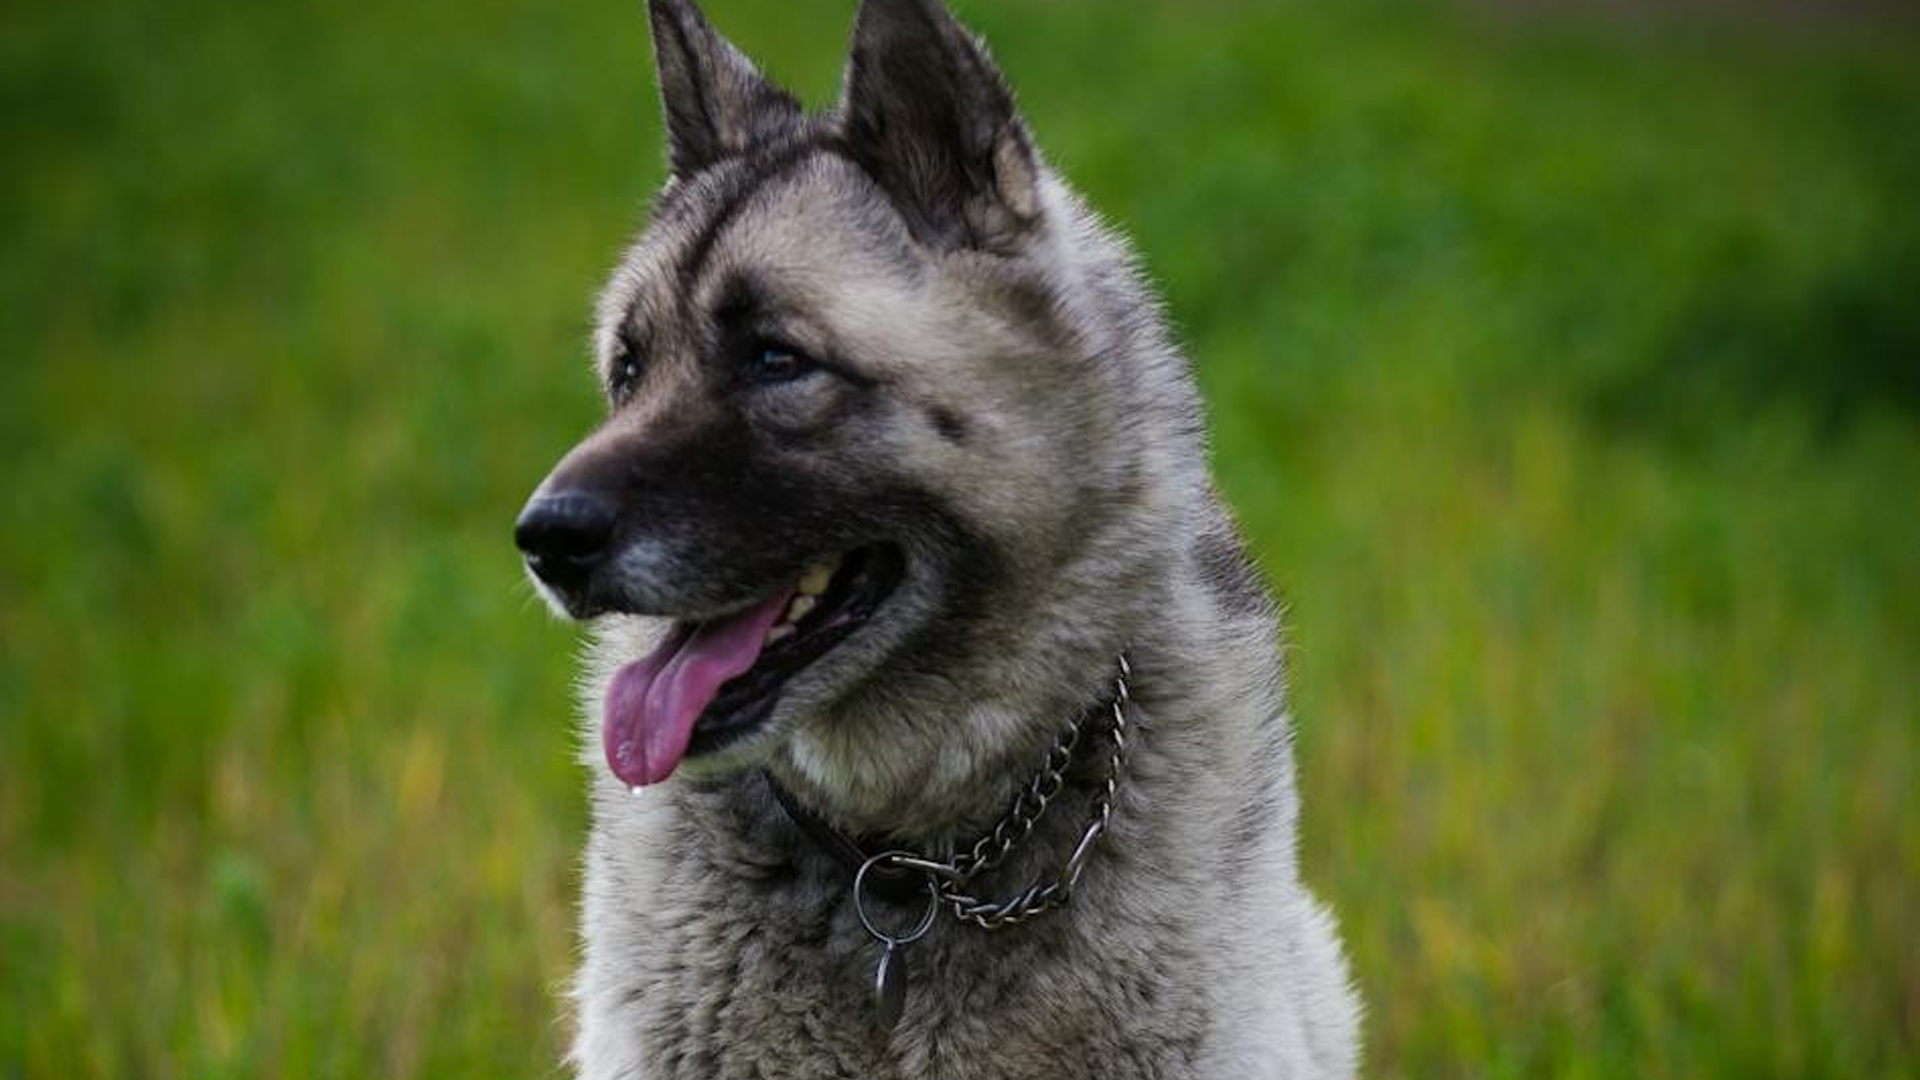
[857,653,1133,931]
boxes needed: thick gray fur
[530,0,1363,1074]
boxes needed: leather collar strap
[762,770,928,904]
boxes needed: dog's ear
[839,0,1040,251]
[647,0,803,178]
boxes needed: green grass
[3,0,1917,1076]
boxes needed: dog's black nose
[515,490,617,589]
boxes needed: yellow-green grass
[2,0,1916,1076]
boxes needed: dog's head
[517,0,1200,828]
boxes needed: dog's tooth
[767,624,795,644]
[797,563,834,597]
[788,594,817,621]
[630,785,644,798]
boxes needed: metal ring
[853,852,939,947]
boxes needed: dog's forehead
[596,152,917,359]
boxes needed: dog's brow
[710,270,776,323]
[703,268,882,390]
[619,320,650,356]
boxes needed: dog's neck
[770,643,1136,836]
[758,659,1127,901]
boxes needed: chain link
[874,654,1133,931]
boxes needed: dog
[513,0,1361,1074]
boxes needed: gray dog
[514,0,1360,1074]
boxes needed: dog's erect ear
[839,0,1040,250]
[648,0,803,177]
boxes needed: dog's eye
[745,341,816,385]
[609,352,642,400]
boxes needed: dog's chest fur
[623,891,1208,1078]
[569,686,1346,1080]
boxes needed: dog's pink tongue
[602,590,794,789]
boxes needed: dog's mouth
[601,544,904,789]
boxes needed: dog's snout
[516,490,617,589]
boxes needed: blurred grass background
[2,0,1917,1075]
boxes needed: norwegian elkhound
[513,0,1360,1074]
